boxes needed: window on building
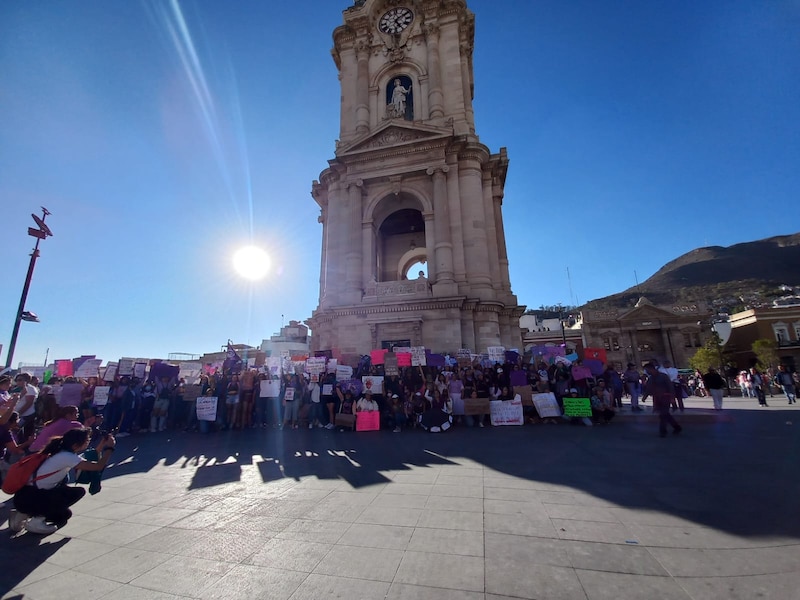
[775,328,789,343]
[794,322,800,340]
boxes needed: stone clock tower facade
[307,0,525,357]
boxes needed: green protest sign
[562,397,592,417]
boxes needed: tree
[751,338,778,369]
[689,333,723,374]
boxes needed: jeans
[14,483,86,527]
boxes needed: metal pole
[5,241,41,369]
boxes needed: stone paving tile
[417,509,483,531]
[394,550,484,592]
[79,521,161,547]
[286,572,390,600]
[44,538,118,569]
[121,489,186,507]
[179,530,271,563]
[313,545,404,582]
[552,519,634,544]
[274,518,351,544]
[302,501,366,523]
[575,570,692,600]
[485,561,587,599]
[483,498,536,516]
[626,523,768,549]
[436,474,484,487]
[647,544,800,577]
[2,560,66,590]
[247,538,332,572]
[429,484,484,498]
[128,554,234,597]
[386,582,485,599]
[13,569,122,600]
[338,523,415,550]
[383,483,435,496]
[167,508,244,531]
[120,505,195,527]
[376,492,429,509]
[391,472,440,484]
[484,532,571,568]
[225,513,295,533]
[543,503,622,523]
[325,489,380,505]
[675,571,800,600]
[126,526,211,555]
[357,506,422,527]
[407,527,484,557]
[73,547,172,583]
[80,501,151,521]
[483,486,540,502]
[52,514,115,538]
[484,512,558,538]
[425,494,484,512]
[562,540,670,576]
[103,585,187,600]
[198,564,308,600]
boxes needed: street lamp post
[5,208,53,370]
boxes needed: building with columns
[307,0,525,356]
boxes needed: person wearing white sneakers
[10,428,116,535]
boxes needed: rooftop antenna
[634,270,642,294]
[566,267,576,306]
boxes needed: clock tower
[308,0,525,358]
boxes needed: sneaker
[309,423,314,429]
[116,431,130,438]
[316,423,324,428]
[478,422,484,428]
[24,516,58,535]
[393,426,401,433]
[325,423,335,430]
[9,509,30,533]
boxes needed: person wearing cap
[642,362,682,437]
[623,363,643,412]
[356,390,378,413]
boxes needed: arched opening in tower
[377,207,426,282]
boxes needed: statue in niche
[386,78,412,120]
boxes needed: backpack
[1,452,57,494]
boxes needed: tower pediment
[618,303,678,323]
[337,121,452,157]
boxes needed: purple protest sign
[510,370,527,387]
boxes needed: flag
[223,342,243,374]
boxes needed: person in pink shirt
[29,406,83,453]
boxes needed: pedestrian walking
[701,367,726,410]
[642,362,682,438]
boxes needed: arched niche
[375,202,426,282]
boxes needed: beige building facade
[307,0,524,356]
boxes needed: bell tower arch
[308,0,525,358]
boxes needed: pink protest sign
[396,352,412,367]
[56,360,73,377]
[370,349,387,365]
[356,411,380,431]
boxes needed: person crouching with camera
[10,428,115,535]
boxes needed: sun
[232,245,271,280]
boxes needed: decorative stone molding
[365,279,431,298]
[359,128,432,149]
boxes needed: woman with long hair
[28,405,84,453]
[10,428,115,535]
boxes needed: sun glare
[232,245,271,280]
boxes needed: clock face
[378,7,413,35]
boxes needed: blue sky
[2,0,798,367]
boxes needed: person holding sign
[642,362,682,438]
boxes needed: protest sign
[410,346,426,367]
[571,365,592,381]
[487,346,506,364]
[306,357,327,377]
[56,360,73,377]
[118,358,135,376]
[322,384,333,396]
[383,353,399,377]
[533,393,561,418]
[362,376,384,395]
[584,347,607,363]
[267,357,282,377]
[510,370,527,387]
[336,365,353,381]
[563,397,592,417]
[464,398,491,416]
[259,380,281,398]
[355,411,380,431]
[74,358,101,378]
[457,357,472,369]
[284,387,295,402]
[101,362,118,382]
[93,386,110,407]
[514,384,534,406]
[326,358,338,373]
[133,362,148,379]
[179,362,203,385]
[59,383,83,407]
[339,379,363,397]
[182,385,201,404]
[427,353,446,367]
[397,352,412,367]
[51,385,62,404]
[370,349,387,365]
[583,358,605,376]
[196,396,218,421]
[490,397,524,426]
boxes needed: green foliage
[752,338,778,369]
[689,333,723,373]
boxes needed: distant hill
[584,233,800,311]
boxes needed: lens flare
[233,246,271,280]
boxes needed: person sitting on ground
[9,428,116,535]
[29,405,84,453]
[388,393,407,433]
[590,386,616,424]
[356,390,379,412]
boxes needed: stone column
[482,171,501,293]
[459,151,492,298]
[318,208,328,306]
[423,211,436,284]
[362,219,374,288]
[427,167,456,295]
[345,181,363,300]
[446,153,466,288]
[493,186,511,293]
[326,182,347,305]
[423,24,444,119]
[460,41,475,133]
[355,42,370,135]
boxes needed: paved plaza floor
[2,396,799,599]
